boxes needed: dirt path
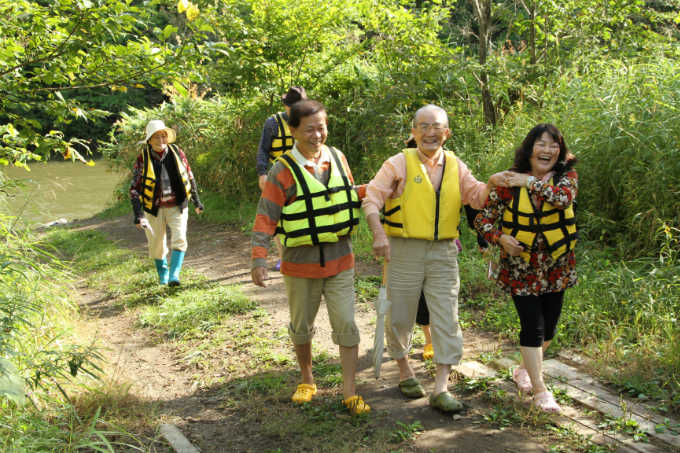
[73,216,551,452]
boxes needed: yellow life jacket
[383,148,461,240]
[277,147,361,251]
[501,178,578,262]
[141,144,191,215]
[270,112,294,162]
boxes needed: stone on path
[160,424,201,453]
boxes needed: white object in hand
[140,218,153,235]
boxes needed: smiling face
[148,130,168,153]
[412,107,450,157]
[290,110,327,158]
[529,131,560,178]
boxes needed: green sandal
[429,391,463,413]
[398,378,426,398]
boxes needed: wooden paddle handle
[381,261,387,286]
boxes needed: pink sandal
[512,367,532,394]
[533,391,561,413]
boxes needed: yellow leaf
[186,3,199,21]
[86,160,96,167]
[63,147,72,159]
[119,86,127,93]
[177,0,188,13]
[135,84,145,88]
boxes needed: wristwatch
[526,175,535,188]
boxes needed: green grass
[390,420,424,442]
[228,372,291,397]
[355,274,380,305]
[197,191,258,227]
[138,284,257,338]
[314,357,343,388]
[351,211,375,262]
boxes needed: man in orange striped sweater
[250,99,369,415]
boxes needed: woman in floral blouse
[474,123,577,413]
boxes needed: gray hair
[413,104,449,127]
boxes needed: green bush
[101,95,272,202]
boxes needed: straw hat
[139,120,176,144]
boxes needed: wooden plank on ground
[544,359,680,451]
[457,361,641,453]
[550,382,669,453]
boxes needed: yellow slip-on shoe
[422,343,434,360]
[291,383,317,403]
[343,395,371,415]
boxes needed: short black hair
[288,100,326,128]
[282,86,307,106]
[511,123,576,176]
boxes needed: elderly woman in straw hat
[129,120,204,286]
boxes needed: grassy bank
[0,215,162,452]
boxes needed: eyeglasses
[416,122,447,131]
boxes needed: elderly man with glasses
[363,104,509,412]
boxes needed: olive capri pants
[283,268,360,347]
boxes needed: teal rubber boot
[154,259,169,285]
[168,249,185,287]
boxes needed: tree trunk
[470,0,496,126]
[518,0,536,65]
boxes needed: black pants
[512,291,565,347]
[416,291,429,326]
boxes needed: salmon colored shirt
[362,148,490,217]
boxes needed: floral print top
[474,170,579,296]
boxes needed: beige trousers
[143,207,188,260]
[385,236,463,365]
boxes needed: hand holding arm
[498,171,530,188]
[487,171,509,188]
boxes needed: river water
[1,160,126,225]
